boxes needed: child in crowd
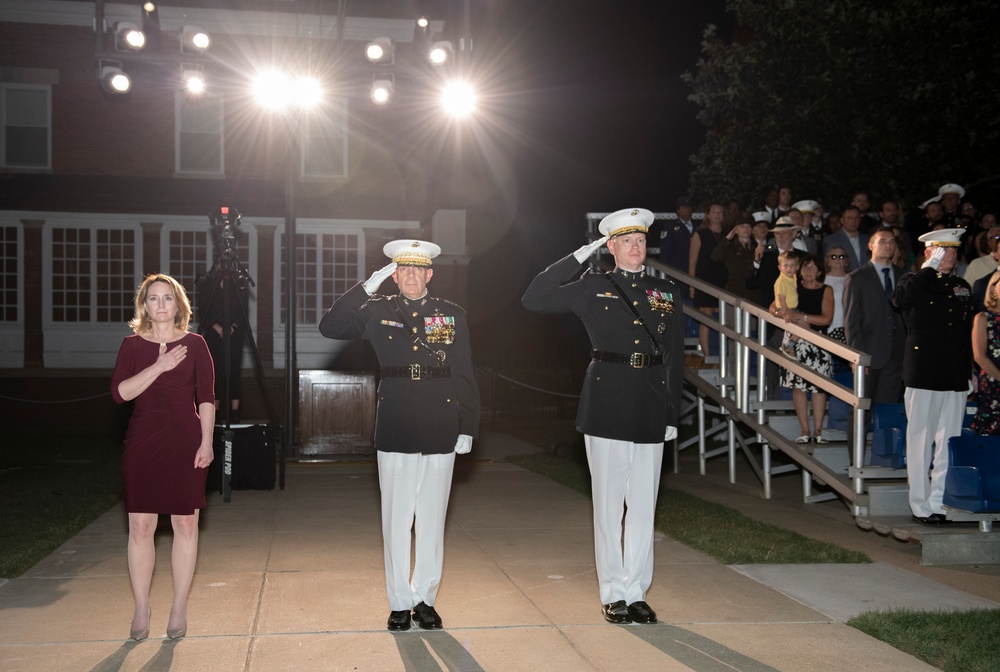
[774,250,801,357]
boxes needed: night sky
[453,1,731,363]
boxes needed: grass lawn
[0,428,123,578]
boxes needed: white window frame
[175,91,224,176]
[1,83,52,170]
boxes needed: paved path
[1,431,995,671]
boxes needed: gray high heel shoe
[130,607,150,641]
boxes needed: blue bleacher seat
[870,403,907,468]
[944,434,1000,513]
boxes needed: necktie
[882,267,892,299]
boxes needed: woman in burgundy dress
[111,274,215,641]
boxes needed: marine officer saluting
[891,227,973,525]
[522,208,684,625]
[319,239,480,631]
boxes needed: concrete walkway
[1,431,996,671]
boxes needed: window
[280,231,359,325]
[1,84,51,169]
[0,225,19,321]
[51,226,136,323]
[176,93,223,174]
[302,98,348,178]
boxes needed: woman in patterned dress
[772,255,834,443]
[972,269,1000,435]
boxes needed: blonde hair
[986,270,1000,312]
[825,245,852,273]
[128,274,192,334]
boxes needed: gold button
[446,398,451,402]
[631,283,637,288]
[604,306,608,310]
[412,311,418,317]
[634,320,640,325]
[412,328,417,333]
[635,339,640,344]
[633,300,638,306]
[388,335,392,340]
[413,346,418,351]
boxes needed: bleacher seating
[870,403,907,468]
[943,433,1000,513]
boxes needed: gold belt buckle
[630,353,648,368]
[409,364,421,380]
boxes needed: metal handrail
[588,244,875,513]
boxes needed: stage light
[142,2,156,12]
[428,41,453,66]
[252,71,322,110]
[181,25,210,53]
[114,22,146,51]
[441,80,476,118]
[99,60,131,94]
[417,17,429,29]
[365,37,392,63]
[370,79,393,105]
[183,68,205,94]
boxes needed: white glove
[664,426,677,441]
[924,246,945,271]
[362,262,397,295]
[572,236,610,263]
[454,434,473,454]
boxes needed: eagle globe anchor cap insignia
[383,239,441,267]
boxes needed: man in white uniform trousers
[522,208,684,624]
[891,228,973,524]
[320,240,480,630]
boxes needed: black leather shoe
[601,600,632,624]
[913,514,950,525]
[412,602,443,630]
[387,610,411,632]
[627,600,657,624]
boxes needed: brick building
[0,1,478,434]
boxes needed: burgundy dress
[111,333,215,515]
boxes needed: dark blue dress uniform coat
[891,267,973,391]
[319,283,480,454]
[522,255,685,444]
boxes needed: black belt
[591,349,664,368]
[380,365,452,380]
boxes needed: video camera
[210,205,242,260]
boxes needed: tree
[683,0,1000,211]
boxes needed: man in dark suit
[523,208,684,626]
[843,229,906,408]
[892,228,973,525]
[822,205,870,271]
[319,239,480,632]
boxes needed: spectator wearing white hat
[792,199,824,244]
[523,208,684,626]
[938,183,966,227]
[319,239,480,632]
[891,228,974,525]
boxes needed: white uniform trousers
[903,387,965,517]
[584,435,664,605]
[377,451,456,611]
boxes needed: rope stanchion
[493,373,580,399]
[0,392,112,404]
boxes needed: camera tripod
[197,252,284,500]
